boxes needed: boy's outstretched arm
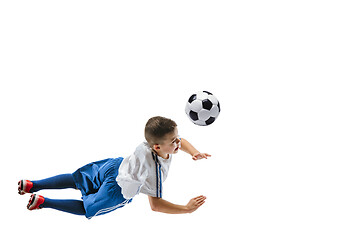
[180,138,211,160]
[148,195,206,214]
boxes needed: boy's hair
[145,116,177,146]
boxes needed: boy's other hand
[192,152,211,160]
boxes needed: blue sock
[42,198,86,216]
[31,174,76,192]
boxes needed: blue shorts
[72,157,131,219]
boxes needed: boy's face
[156,127,181,156]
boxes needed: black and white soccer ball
[185,91,221,126]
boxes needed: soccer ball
[185,91,221,126]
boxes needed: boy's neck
[153,149,169,159]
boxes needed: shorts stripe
[89,199,131,219]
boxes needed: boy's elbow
[151,204,159,212]
[148,196,160,212]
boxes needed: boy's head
[145,116,180,157]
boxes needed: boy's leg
[27,194,85,215]
[31,174,76,192]
[41,197,86,216]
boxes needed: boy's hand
[192,152,211,160]
[186,195,207,213]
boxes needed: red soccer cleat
[18,180,34,195]
[27,194,45,210]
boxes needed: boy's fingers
[193,196,204,201]
[195,196,206,202]
[192,153,212,160]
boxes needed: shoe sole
[27,194,41,210]
[18,180,25,195]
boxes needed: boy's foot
[18,180,34,195]
[27,194,45,210]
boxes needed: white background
[1,1,359,239]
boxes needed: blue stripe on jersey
[158,162,162,198]
[156,160,160,197]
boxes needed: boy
[18,116,210,219]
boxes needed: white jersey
[116,142,172,199]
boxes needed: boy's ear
[154,144,161,150]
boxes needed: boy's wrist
[191,151,200,156]
[184,207,191,214]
